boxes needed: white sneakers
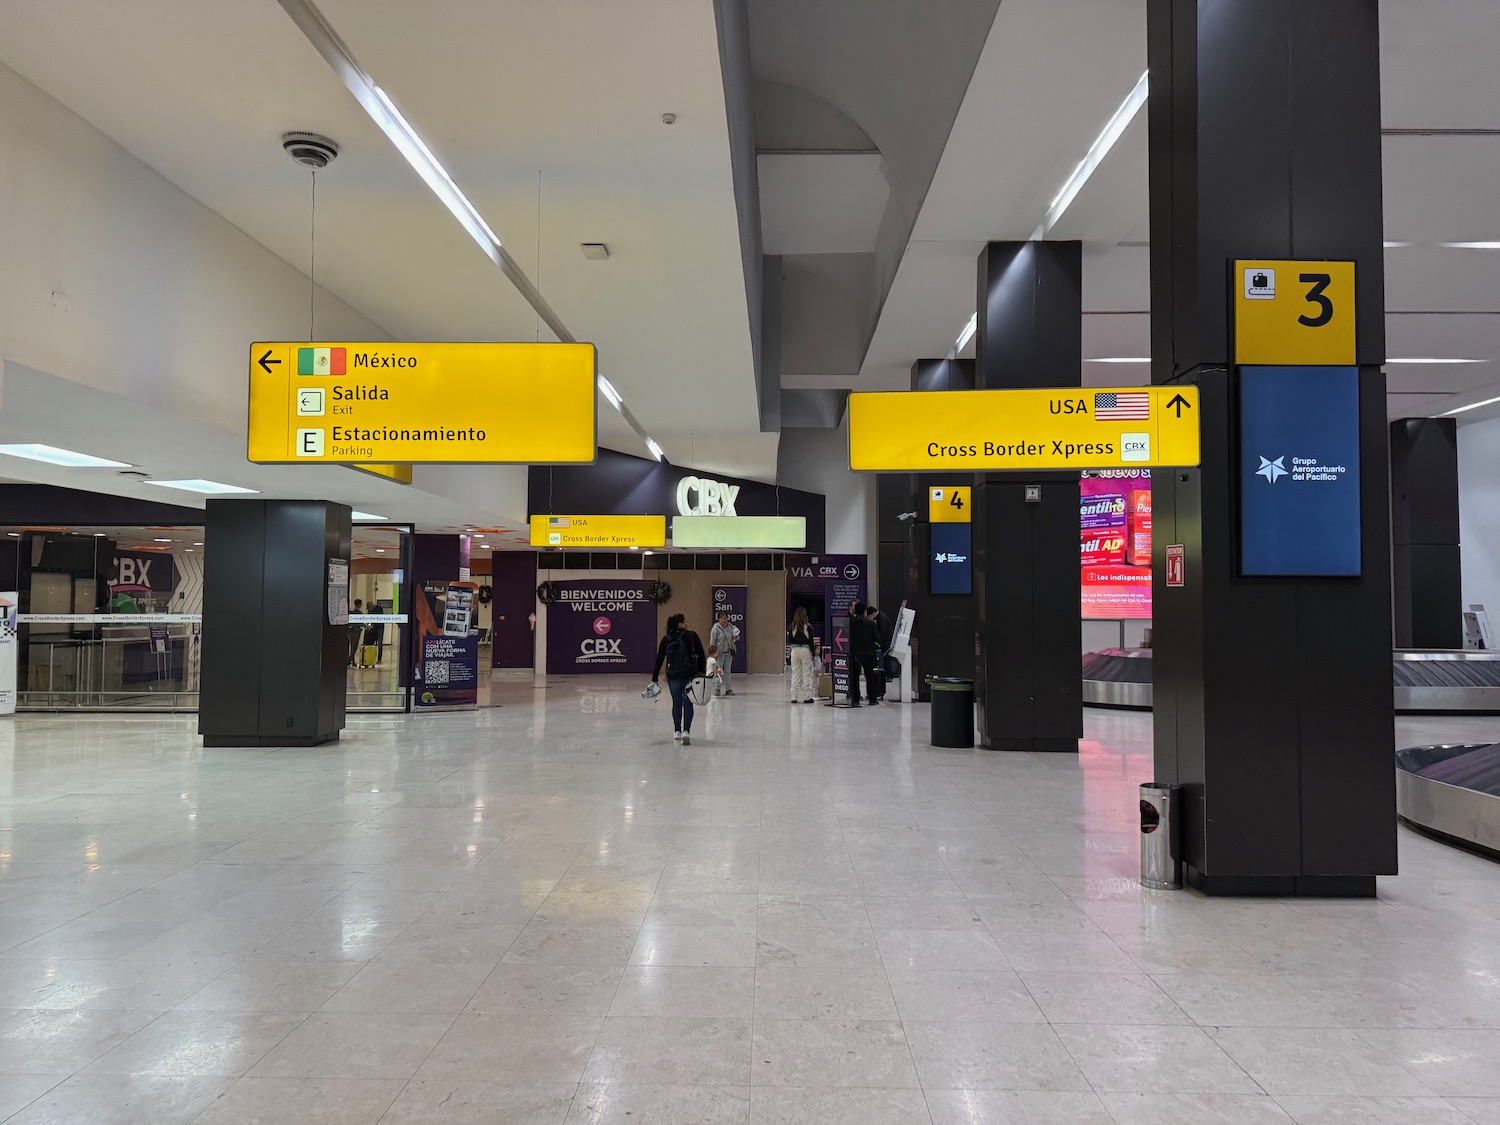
[673,730,683,742]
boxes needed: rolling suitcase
[358,644,378,668]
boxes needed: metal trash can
[1139,782,1181,890]
[930,677,974,748]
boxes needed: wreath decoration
[536,580,561,606]
[477,585,493,605]
[646,579,673,606]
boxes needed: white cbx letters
[675,475,740,516]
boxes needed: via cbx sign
[675,474,740,517]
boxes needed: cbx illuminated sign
[675,475,740,517]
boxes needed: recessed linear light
[1387,358,1487,364]
[352,511,387,521]
[276,0,665,468]
[1043,70,1149,233]
[646,438,665,462]
[375,548,385,552]
[0,444,130,469]
[1087,357,1151,363]
[954,313,977,354]
[154,538,171,543]
[1384,241,1411,248]
[1441,242,1500,249]
[93,532,106,537]
[1443,395,1500,416]
[141,479,258,495]
[598,376,623,409]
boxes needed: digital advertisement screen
[1081,471,1152,619]
[1239,365,1361,577]
[930,524,973,595]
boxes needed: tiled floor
[0,678,1498,1123]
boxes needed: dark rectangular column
[200,499,351,747]
[1148,0,1395,895]
[1390,417,1461,650]
[973,240,1083,752]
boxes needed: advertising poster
[1081,471,1152,619]
[712,586,748,669]
[546,581,658,676]
[414,580,479,707]
[831,651,851,700]
[0,592,16,716]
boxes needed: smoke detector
[281,132,340,169]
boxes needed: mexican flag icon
[297,346,346,375]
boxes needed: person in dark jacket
[866,605,894,702]
[652,613,707,744]
[848,601,880,706]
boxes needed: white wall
[776,415,876,564]
[0,61,386,429]
[1458,414,1500,614]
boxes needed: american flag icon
[548,517,571,528]
[1094,392,1150,421]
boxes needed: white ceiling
[0,0,774,486]
[856,0,1500,424]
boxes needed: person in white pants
[787,606,816,703]
[711,612,740,697]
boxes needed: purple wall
[490,552,538,669]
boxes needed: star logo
[1256,456,1288,483]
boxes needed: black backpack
[664,631,692,678]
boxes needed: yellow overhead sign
[1233,259,1356,366]
[848,386,1200,472]
[248,341,596,464]
[350,463,413,485]
[928,486,971,523]
[530,515,667,549]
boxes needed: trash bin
[1139,782,1181,890]
[930,677,974,748]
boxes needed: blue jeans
[667,677,694,733]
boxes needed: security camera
[897,511,918,522]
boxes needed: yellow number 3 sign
[1233,259,1355,366]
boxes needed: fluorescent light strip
[954,313,977,354]
[1442,242,1500,249]
[1087,357,1151,363]
[142,479,259,496]
[597,376,623,409]
[1443,395,1500,416]
[1387,358,1486,364]
[1044,70,1149,233]
[0,444,130,468]
[352,511,388,521]
[274,0,665,464]
[646,438,665,462]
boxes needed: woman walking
[652,613,707,744]
[787,606,816,703]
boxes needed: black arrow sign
[257,350,282,375]
[1166,393,1192,418]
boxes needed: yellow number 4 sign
[1233,259,1355,366]
[929,486,971,523]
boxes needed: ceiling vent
[581,243,610,261]
[281,131,340,169]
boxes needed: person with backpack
[652,613,707,744]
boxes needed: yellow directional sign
[928,486,971,523]
[248,342,597,464]
[530,515,667,549]
[351,464,413,485]
[848,387,1200,472]
[1233,259,1356,365]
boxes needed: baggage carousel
[1396,743,1500,858]
[1082,648,1500,714]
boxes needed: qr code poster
[425,660,451,686]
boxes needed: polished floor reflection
[0,678,1498,1123]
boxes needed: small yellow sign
[248,341,597,464]
[1233,259,1356,366]
[530,515,667,549]
[848,386,1200,472]
[929,486,971,523]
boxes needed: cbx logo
[580,639,622,655]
